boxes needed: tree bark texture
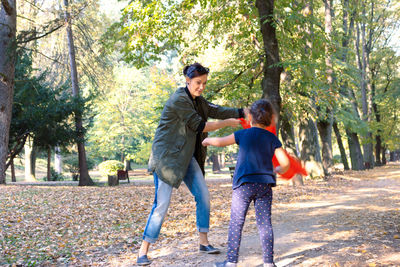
[280,108,304,186]
[256,0,283,116]
[218,151,225,169]
[316,0,334,178]
[10,157,15,182]
[358,3,374,169]
[371,73,383,165]
[381,146,386,165]
[124,159,131,171]
[211,153,221,173]
[54,146,62,173]
[317,120,333,177]
[0,0,16,184]
[64,0,94,186]
[47,146,51,181]
[280,108,297,156]
[299,118,324,178]
[333,121,349,170]
[24,136,37,181]
[340,0,365,171]
[345,129,365,170]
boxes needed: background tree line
[1,0,399,184]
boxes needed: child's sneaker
[263,263,277,267]
[214,261,237,267]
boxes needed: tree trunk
[332,121,349,170]
[280,107,303,186]
[255,0,283,116]
[317,120,333,177]
[211,153,220,173]
[381,146,387,165]
[47,146,51,181]
[371,74,382,166]
[339,0,364,171]
[64,0,94,186]
[345,129,365,170]
[299,118,324,178]
[219,151,225,169]
[124,159,131,171]
[316,0,334,178]
[280,108,297,156]
[24,136,37,181]
[357,5,374,169]
[0,0,16,184]
[54,146,62,174]
[10,157,15,182]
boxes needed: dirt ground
[2,163,399,267]
[131,163,400,267]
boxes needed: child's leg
[253,184,274,264]
[227,184,254,263]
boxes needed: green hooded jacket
[148,87,243,188]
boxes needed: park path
[144,164,400,267]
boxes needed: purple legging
[226,183,273,263]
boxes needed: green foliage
[130,142,152,165]
[86,64,176,162]
[64,154,95,181]
[42,168,66,182]
[10,50,83,154]
[98,160,124,177]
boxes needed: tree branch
[1,0,13,16]
[17,19,65,44]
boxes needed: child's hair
[183,63,209,78]
[250,99,276,126]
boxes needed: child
[202,99,290,267]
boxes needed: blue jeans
[142,157,210,243]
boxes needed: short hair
[183,63,209,78]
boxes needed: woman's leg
[141,173,173,250]
[183,157,211,237]
[227,183,254,263]
[253,184,274,264]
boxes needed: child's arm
[202,134,235,147]
[274,147,290,174]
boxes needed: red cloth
[238,119,307,180]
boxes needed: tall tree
[0,0,16,184]
[338,0,365,170]
[64,0,94,186]
[256,0,283,115]
[317,0,334,177]
[358,1,374,169]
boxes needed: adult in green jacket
[137,63,246,266]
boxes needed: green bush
[98,160,124,177]
[333,154,342,164]
[64,154,95,181]
[42,168,66,181]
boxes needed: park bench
[117,170,130,183]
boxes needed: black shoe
[199,244,221,254]
[137,254,151,266]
